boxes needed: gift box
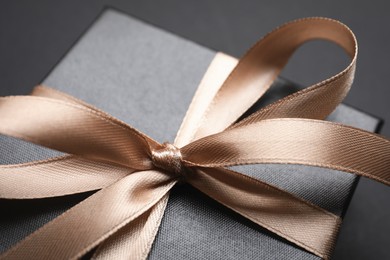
[0,9,383,259]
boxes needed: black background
[0,1,389,259]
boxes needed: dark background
[0,1,389,259]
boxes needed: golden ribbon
[0,17,389,260]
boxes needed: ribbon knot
[151,142,183,175]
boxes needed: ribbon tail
[92,195,170,260]
[183,119,390,186]
[0,156,131,199]
[0,170,175,260]
[187,167,341,259]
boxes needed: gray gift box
[0,8,382,259]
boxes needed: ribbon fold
[0,17,389,260]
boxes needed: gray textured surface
[43,10,215,144]
[0,9,382,259]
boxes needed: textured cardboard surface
[0,9,381,259]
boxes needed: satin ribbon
[0,17,389,260]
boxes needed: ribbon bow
[0,18,389,260]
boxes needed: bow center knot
[151,142,183,175]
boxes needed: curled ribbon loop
[0,17,389,260]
